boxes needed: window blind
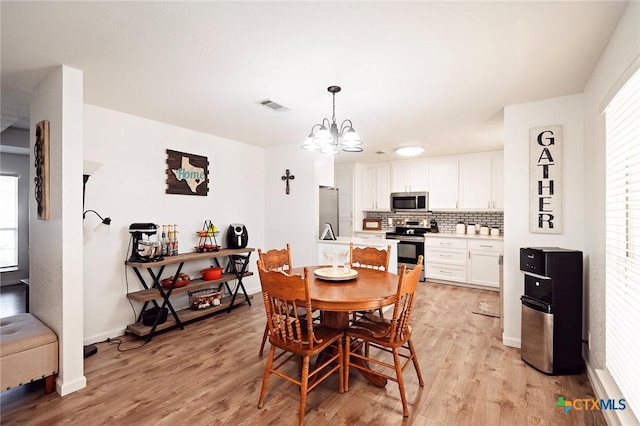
[605,66,640,421]
[0,174,19,269]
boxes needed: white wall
[503,93,584,348]
[582,0,640,371]
[30,66,86,395]
[263,144,333,268]
[83,105,265,344]
[0,128,30,286]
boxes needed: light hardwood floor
[0,282,604,425]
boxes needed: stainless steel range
[385,221,435,281]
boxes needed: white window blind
[0,174,19,269]
[605,66,640,421]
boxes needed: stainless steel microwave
[390,192,429,212]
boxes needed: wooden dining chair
[256,260,344,426]
[349,242,391,319]
[257,244,292,356]
[344,256,424,417]
[349,242,391,271]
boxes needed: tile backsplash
[364,211,504,234]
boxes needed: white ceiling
[1,1,628,163]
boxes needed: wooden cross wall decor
[281,169,295,195]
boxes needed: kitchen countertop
[318,236,399,246]
[425,232,503,241]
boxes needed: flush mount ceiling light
[301,86,363,155]
[395,146,424,157]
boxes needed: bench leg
[44,375,55,394]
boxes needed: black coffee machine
[429,219,439,233]
[227,223,248,249]
[129,223,162,262]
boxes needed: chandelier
[301,86,363,154]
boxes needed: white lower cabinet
[425,236,503,290]
[354,232,386,240]
[425,237,467,283]
[467,240,504,288]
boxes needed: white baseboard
[585,360,640,426]
[84,327,127,345]
[502,334,521,348]
[57,375,87,396]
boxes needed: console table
[125,247,254,341]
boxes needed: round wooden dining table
[289,265,400,387]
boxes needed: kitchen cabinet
[360,163,390,210]
[354,231,387,240]
[390,160,428,193]
[458,155,492,209]
[425,236,503,290]
[458,153,503,210]
[467,240,504,288]
[427,158,459,209]
[491,152,504,210]
[425,237,467,282]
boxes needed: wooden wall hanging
[529,125,562,234]
[34,120,50,220]
[165,149,209,196]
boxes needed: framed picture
[165,149,209,196]
[34,120,50,220]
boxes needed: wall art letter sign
[529,125,562,234]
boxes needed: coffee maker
[129,223,162,262]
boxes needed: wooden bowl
[161,277,190,288]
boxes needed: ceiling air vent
[256,98,289,112]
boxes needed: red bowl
[201,267,223,281]
[161,277,190,288]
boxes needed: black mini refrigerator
[520,247,583,375]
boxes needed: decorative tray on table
[313,267,358,282]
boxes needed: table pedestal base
[320,311,387,388]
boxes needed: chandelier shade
[301,86,363,154]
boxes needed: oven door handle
[387,236,425,242]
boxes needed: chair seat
[347,315,412,349]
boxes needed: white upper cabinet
[458,155,492,210]
[360,162,390,210]
[491,152,504,210]
[390,160,429,193]
[428,158,459,209]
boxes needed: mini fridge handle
[521,295,552,313]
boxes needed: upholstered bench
[1,313,58,394]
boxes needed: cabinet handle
[440,270,451,274]
[488,201,491,209]
[440,242,451,246]
[440,254,452,258]
[480,245,493,248]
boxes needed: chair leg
[408,338,424,386]
[393,348,410,417]
[299,355,310,426]
[258,323,269,356]
[258,345,276,408]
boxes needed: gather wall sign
[529,125,562,234]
